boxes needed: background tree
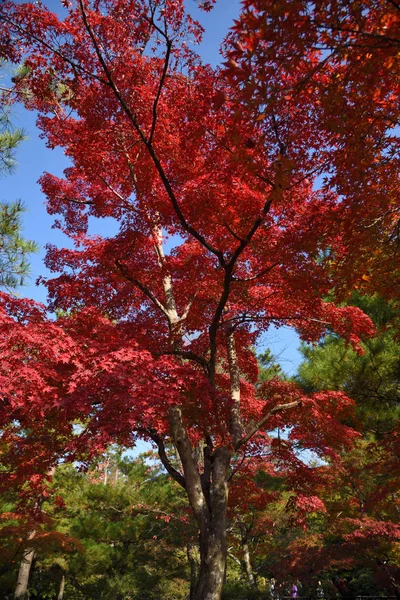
[0,62,37,290]
[297,293,400,436]
[0,62,26,175]
[0,200,38,290]
[278,293,400,596]
[0,452,193,600]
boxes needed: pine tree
[0,107,25,174]
[0,64,37,290]
[0,61,26,175]
[0,200,38,289]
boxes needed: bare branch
[65,197,94,206]
[228,447,248,482]
[153,348,208,371]
[227,191,277,270]
[235,400,302,450]
[222,219,246,243]
[228,551,242,567]
[208,183,281,381]
[386,0,400,13]
[140,428,186,490]
[115,258,169,317]
[148,28,171,144]
[232,261,280,283]
[181,293,196,321]
[271,112,286,156]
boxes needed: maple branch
[228,551,242,567]
[203,125,275,188]
[78,0,225,266]
[271,112,286,156]
[292,50,337,91]
[170,406,210,528]
[154,441,187,490]
[227,449,248,482]
[65,197,94,206]
[222,219,246,243]
[95,173,138,212]
[130,506,183,522]
[224,313,330,328]
[287,159,331,190]
[153,348,208,371]
[0,86,30,98]
[313,23,400,47]
[95,172,146,222]
[147,20,172,145]
[208,266,234,381]
[235,400,302,450]
[0,13,108,86]
[225,324,244,448]
[181,294,196,320]
[139,428,186,490]
[227,183,281,270]
[208,184,280,379]
[115,258,169,317]
[232,262,280,282]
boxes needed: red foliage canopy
[0,1,397,594]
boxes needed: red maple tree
[0,1,397,598]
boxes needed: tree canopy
[0,1,398,598]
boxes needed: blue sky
[2,0,302,376]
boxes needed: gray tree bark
[170,407,232,600]
[237,516,257,589]
[57,573,66,600]
[187,543,200,600]
[14,544,35,599]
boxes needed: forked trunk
[170,408,231,600]
[14,546,35,599]
[193,446,231,600]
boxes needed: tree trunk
[381,562,400,599]
[14,545,35,599]
[242,536,257,589]
[170,408,231,600]
[237,516,257,588]
[187,543,200,600]
[193,528,227,600]
[57,573,66,600]
[15,478,53,600]
[193,447,231,600]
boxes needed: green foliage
[39,454,190,599]
[258,349,284,382]
[0,200,38,289]
[0,63,27,175]
[288,294,400,593]
[0,63,37,290]
[0,105,25,175]
[222,580,269,599]
[296,293,400,435]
